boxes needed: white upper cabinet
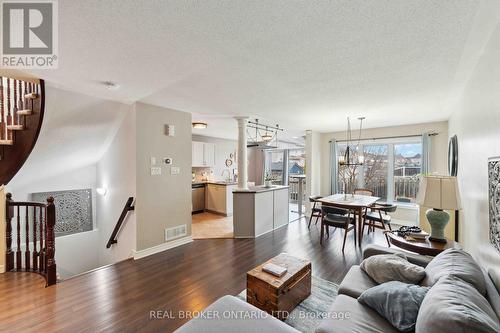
[192,141,205,167]
[203,143,215,167]
[192,141,216,167]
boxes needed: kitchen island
[233,185,289,238]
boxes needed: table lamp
[416,175,461,242]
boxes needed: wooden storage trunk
[246,253,311,320]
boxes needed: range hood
[247,141,277,150]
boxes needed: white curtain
[421,133,431,174]
[330,139,339,194]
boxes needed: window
[264,150,285,185]
[337,141,422,204]
[362,145,388,200]
[394,143,422,203]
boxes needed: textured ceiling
[26,0,492,136]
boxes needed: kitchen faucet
[221,169,231,182]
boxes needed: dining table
[317,194,380,244]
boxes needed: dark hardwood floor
[0,217,387,333]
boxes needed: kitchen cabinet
[192,142,205,167]
[205,183,236,216]
[192,141,216,167]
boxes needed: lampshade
[416,175,462,210]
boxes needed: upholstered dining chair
[361,203,397,246]
[308,195,323,228]
[320,206,356,252]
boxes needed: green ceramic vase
[426,209,450,242]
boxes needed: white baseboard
[133,236,193,260]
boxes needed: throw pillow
[360,253,426,284]
[358,281,430,332]
[416,275,500,333]
[422,248,487,295]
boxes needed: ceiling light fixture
[338,117,365,197]
[102,81,120,90]
[192,122,208,129]
[261,133,273,142]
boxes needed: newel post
[45,197,56,286]
[5,193,14,271]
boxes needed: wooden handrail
[106,197,134,249]
[5,193,57,287]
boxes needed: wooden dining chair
[320,206,356,252]
[308,195,323,228]
[361,203,397,246]
[353,188,374,196]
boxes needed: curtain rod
[329,132,438,143]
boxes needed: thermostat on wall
[164,124,175,136]
[164,157,173,165]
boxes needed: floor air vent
[165,224,187,241]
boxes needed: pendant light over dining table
[338,117,365,196]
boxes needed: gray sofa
[175,245,500,333]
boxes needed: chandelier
[338,117,365,197]
[339,117,365,166]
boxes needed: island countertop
[192,181,238,187]
[232,185,289,193]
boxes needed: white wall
[96,108,137,266]
[192,135,237,182]
[448,20,500,278]
[4,86,133,278]
[7,165,100,278]
[135,103,192,251]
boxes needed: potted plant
[264,172,275,188]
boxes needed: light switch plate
[170,167,180,175]
[150,167,162,176]
[150,157,157,165]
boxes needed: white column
[236,117,249,190]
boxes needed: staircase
[0,74,45,185]
[5,193,57,286]
[0,73,53,286]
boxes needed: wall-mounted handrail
[106,197,134,248]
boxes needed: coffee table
[387,232,461,256]
[246,253,311,320]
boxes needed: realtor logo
[1,0,58,68]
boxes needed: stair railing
[5,193,57,286]
[106,197,134,248]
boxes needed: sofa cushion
[416,275,500,333]
[422,248,487,295]
[358,281,430,333]
[486,269,500,320]
[338,265,377,298]
[360,253,426,285]
[363,244,432,267]
[173,295,299,333]
[315,294,399,333]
